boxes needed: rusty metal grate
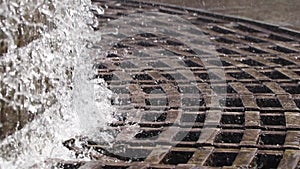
[59,0,300,168]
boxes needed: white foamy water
[0,0,115,168]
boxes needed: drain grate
[57,0,300,168]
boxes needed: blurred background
[149,0,300,31]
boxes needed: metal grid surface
[60,0,300,168]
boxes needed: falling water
[0,0,115,168]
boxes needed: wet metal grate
[59,0,300,168]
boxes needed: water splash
[0,0,115,168]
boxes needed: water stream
[0,0,115,168]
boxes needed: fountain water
[0,0,115,168]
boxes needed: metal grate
[59,0,300,168]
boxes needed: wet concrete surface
[148,0,300,31]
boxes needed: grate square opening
[162,151,194,165]
[241,59,265,66]
[205,152,237,167]
[294,71,300,76]
[166,39,184,46]
[97,74,115,81]
[281,85,300,94]
[270,46,297,53]
[217,48,240,54]
[135,130,162,140]
[221,114,245,125]
[196,72,221,81]
[183,59,202,67]
[133,74,153,81]
[269,34,293,42]
[215,37,238,44]
[242,47,268,54]
[260,115,286,126]
[295,99,300,108]
[207,60,232,66]
[253,154,283,169]
[139,32,157,38]
[235,24,261,33]
[211,85,237,94]
[107,53,121,58]
[57,163,82,169]
[142,112,167,122]
[210,26,234,34]
[271,58,295,66]
[94,63,107,69]
[246,85,273,93]
[256,98,282,108]
[242,36,266,43]
[142,86,164,94]
[116,11,130,16]
[196,73,209,80]
[262,71,289,79]
[228,71,254,79]
[220,98,244,107]
[221,60,233,66]
[215,132,243,143]
[259,134,286,145]
[161,73,187,80]
[181,113,205,123]
[180,48,197,55]
[173,131,201,142]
